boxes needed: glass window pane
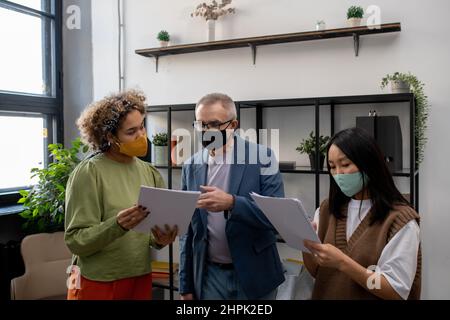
[0,115,45,191]
[8,0,53,13]
[0,8,54,96]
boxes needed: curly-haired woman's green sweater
[65,153,165,281]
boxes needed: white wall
[63,0,93,145]
[91,0,120,99]
[65,0,450,299]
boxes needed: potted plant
[381,71,412,94]
[191,0,236,41]
[18,138,88,234]
[296,131,330,170]
[381,72,430,165]
[347,6,364,27]
[151,132,169,166]
[157,30,170,47]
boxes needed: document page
[133,186,201,235]
[251,192,321,253]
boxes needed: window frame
[0,0,63,207]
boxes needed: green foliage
[296,131,330,156]
[381,72,429,166]
[151,133,168,146]
[347,6,364,19]
[157,30,170,42]
[18,138,88,234]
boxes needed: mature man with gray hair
[179,93,285,300]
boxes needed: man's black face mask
[201,129,230,150]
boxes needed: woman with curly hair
[65,90,178,300]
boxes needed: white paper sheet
[250,192,321,253]
[132,186,201,235]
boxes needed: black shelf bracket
[353,33,360,57]
[149,54,159,73]
[249,43,257,65]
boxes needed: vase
[160,41,169,47]
[154,146,168,166]
[206,19,216,41]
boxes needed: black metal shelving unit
[147,92,419,299]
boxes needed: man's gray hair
[195,93,237,120]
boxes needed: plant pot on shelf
[159,41,169,47]
[316,21,326,31]
[389,80,411,93]
[347,18,362,27]
[154,146,168,166]
[206,19,216,41]
[309,153,325,171]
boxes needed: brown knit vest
[312,200,422,300]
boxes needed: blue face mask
[333,172,369,198]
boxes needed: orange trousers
[67,273,153,300]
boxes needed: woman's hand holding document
[250,192,321,253]
[132,186,201,235]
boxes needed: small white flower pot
[347,18,362,27]
[159,41,169,47]
[154,146,168,166]
[316,22,326,31]
[390,80,411,94]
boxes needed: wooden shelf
[153,276,179,291]
[136,23,401,72]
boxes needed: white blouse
[313,199,420,300]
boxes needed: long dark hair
[327,127,410,224]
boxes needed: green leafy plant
[157,30,170,42]
[381,72,429,165]
[296,131,330,156]
[347,6,364,19]
[18,138,88,234]
[151,133,168,146]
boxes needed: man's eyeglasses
[192,119,234,131]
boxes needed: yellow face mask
[118,133,148,157]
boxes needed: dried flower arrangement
[191,0,235,21]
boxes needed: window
[0,0,62,207]
[0,114,45,192]
[9,0,53,13]
[0,0,55,96]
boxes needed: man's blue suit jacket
[179,135,285,299]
